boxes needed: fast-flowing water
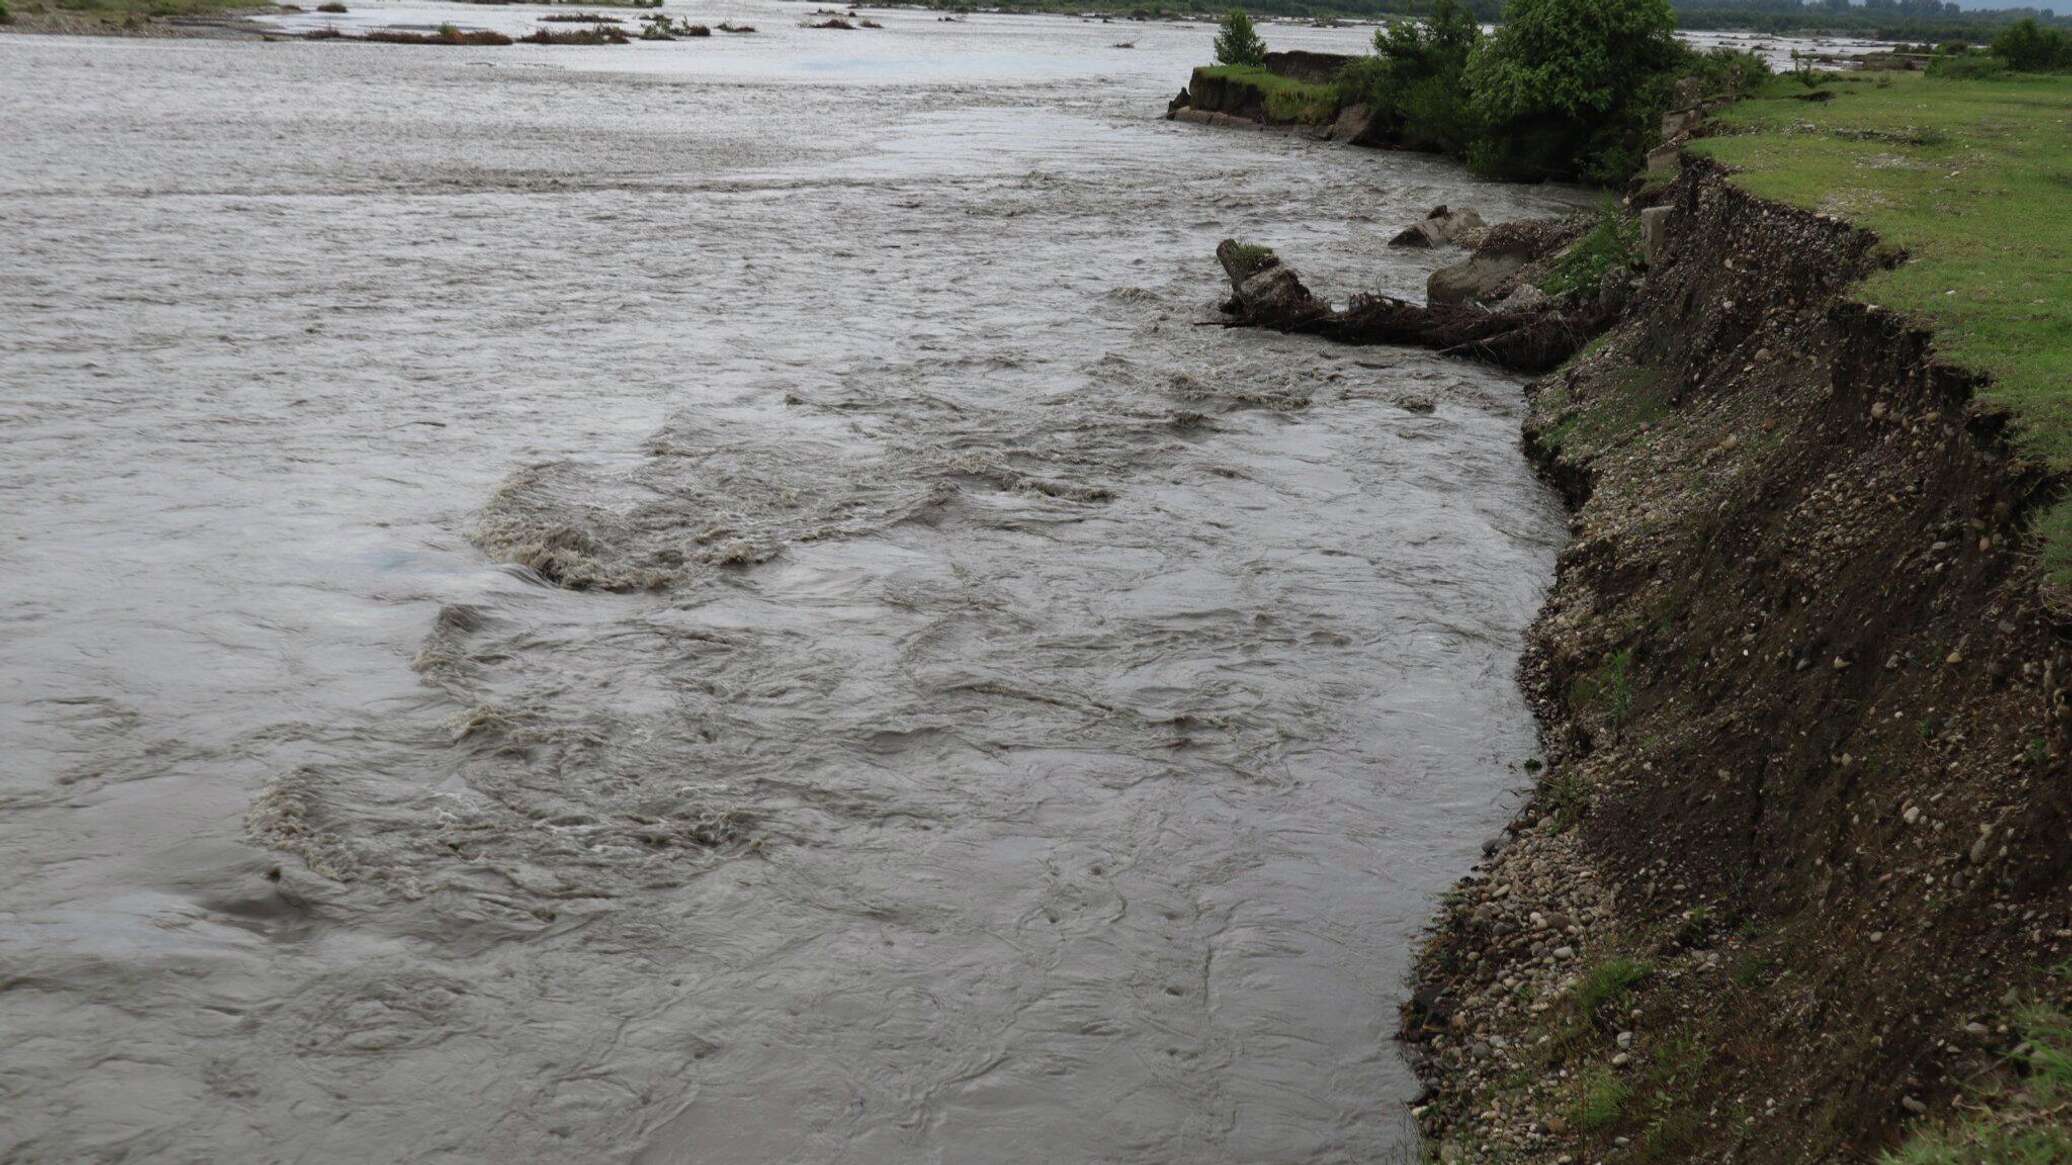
[0,14,1571,1161]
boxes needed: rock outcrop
[1427,218,1590,306]
[1388,205,1487,249]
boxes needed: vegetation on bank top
[1324,0,1769,182]
[1212,3,1268,62]
[1688,70,2072,579]
[1196,63,1342,120]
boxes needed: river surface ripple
[0,15,1569,1162]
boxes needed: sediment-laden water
[0,15,1571,1161]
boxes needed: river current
[0,14,1570,1161]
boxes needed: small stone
[1869,931,1885,943]
[1970,827,1993,864]
[1903,805,1922,825]
[1616,1031,1635,1048]
[1901,1096,1928,1116]
[1553,946,1575,960]
[1832,657,1851,670]
[1612,1052,1632,1067]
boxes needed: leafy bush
[1335,0,1482,154]
[1464,0,1683,182]
[0,0,14,22]
[1679,45,1771,97]
[1991,17,2072,70]
[1213,7,1266,67]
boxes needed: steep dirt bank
[1400,157,2072,1162]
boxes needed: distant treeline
[959,0,2066,37]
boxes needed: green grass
[1571,647,1638,731]
[1539,205,1642,299]
[1194,65,1340,125]
[1882,1004,2072,1164]
[1575,956,1652,1017]
[1687,72,2072,583]
[1572,1066,1632,1131]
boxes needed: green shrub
[1680,45,1772,98]
[1336,0,1482,154]
[1464,0,1682,182]
[1213,7,1266,67]
[1991,17,2072,71]
[0,0,13,23]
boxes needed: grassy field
[1688,71,2072,578]
[1192,64,1341,124]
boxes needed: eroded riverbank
[1402,154,2072,1163]
[2,21,1575,1161]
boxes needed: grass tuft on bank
[1687,71,2072,581]
[1193,64,1339,124]
[1882,1003,2072,1163]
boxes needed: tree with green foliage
[1214,8,1268,67]
[1992,17,2072,69]
[1337,0,1484,153]
[1463,0,1683,182]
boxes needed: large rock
[1427,218,1587,306]
[1389,204,1488,249]
[1428,253,1526,304]
[1640,206,1673,268]
[1327,102,1375,143]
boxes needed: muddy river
[0,13,1572,1161]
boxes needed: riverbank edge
[1397,153,2072,1162]
[0,4,278,37]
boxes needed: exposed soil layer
[1399,156,2072,1161]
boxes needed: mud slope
[1402,158,2072,1161]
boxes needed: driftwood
[1213,238,1613,375]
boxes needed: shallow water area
[2,16,1570,1161]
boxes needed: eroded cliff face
[1403,158,2072,1162]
